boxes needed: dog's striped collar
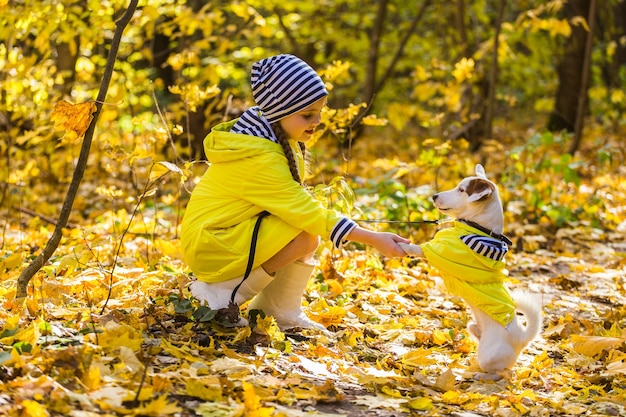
[457,219,513,246]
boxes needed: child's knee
[297,231,320,255]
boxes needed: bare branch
[15,0,139,301]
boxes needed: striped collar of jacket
[230,107,278,143]
[457,222,510,262]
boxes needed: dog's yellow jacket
[421,221,515,326]
[180,120,350,283]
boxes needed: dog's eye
[458,187,465,193]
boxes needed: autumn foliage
[1,0,626,416]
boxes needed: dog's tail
[512,291,543,344]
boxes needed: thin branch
[353,0,431,131]
[15,0,139,301]
[18,207,80,229]
[374,0,431,94]
[151,86,182,164]
[99,168,167,314]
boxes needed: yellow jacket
[421,221,515,326]
[181,120,354,283]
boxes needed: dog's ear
[475,164,487,179]
[467,178,494,202]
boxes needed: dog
[399,164,542,381]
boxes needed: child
[180,54,409,331]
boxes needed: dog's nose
[432,194,439,202]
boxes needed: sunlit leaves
[319,60,352,85]
[452,58,475,82]
[311,176,356,215]
[168,84,221,112]
[98,321,143,351]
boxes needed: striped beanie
[251,54,328,123]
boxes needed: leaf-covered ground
[1,228,625,416]
[1,130,626,416]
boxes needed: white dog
[399,164,542,380]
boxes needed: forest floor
[3,221,624,416]
[1,132,626,416]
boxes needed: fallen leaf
[20,399,49,417]
[571,335,626,358]
[407,396,434,411]
[132,394,182,415]
[605,360,626,376]
[435,368,457,391]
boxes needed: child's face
[279,97,326,142]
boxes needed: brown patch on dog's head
[466,178,495,202]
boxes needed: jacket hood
[204,119,282,163]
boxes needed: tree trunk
[54,38,80,96]
[548,0,591,133]
[347,0,430,145]
[363,0,389,107]
[483,0,506,141]
[569,0,596,155]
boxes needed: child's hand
[372,232,411,258]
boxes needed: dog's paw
[467,322,481,340]
[473,369,513,382]
[398,242,423,257]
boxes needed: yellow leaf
[570,15,589,32]
[401,348,436,368]
[242,382,275,416]
[21,400,49,417]
[131,386,154,402]
[51,100,97,141]
[231,2,252,19]
[0,252,22,271]
[119,346,143,374]
[432,329,452,346]
[381,385,402,398]
[98,321,143,351]
[231,325,252,344]
[133,394,181,415]
[571,335,626,357]
[314,379,345,402]
[82,364,101,391]
[550,18,572,37]
[314,305,347,328]
[254,315,284,343]
[435,368,456,392]
[196,402,245,416]
[322,279,344,298]
[185,377,223,401]
[2,318,41,346]
[149,161,183,182]
[361,114,388,127]
[159,339,206,363]
[407,396,433,411]
[452,57,474,82]
[342,330,362,347]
